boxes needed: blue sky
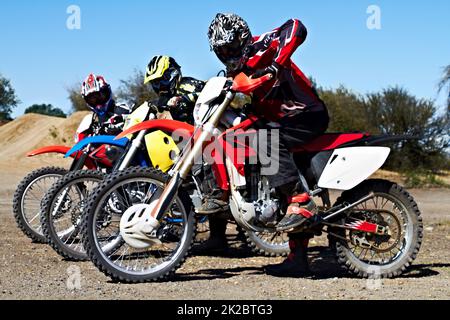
[1,0,449,117]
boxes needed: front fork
[69,150,88,171]
[146,91,236,222]
[53,149,90,216]
[116,130,147,171]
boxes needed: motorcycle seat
[290,133,369,153]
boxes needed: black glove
[251,63,279,79]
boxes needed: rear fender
[318,146,391,190]
[64,135,129,158]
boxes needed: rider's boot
[192,215,228,254]
[277,192,318,230]
[265,234,311,277]
[196,190,230,215]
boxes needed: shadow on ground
[167,246,445,282]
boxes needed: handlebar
[231,72,273,95]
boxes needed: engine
[243,164,280,225]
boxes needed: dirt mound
[0,112,90,171]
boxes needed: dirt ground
[0,161,449,300]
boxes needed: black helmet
[207,13,252,73]
[144,55,182,95]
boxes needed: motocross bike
[12,114,127,243]
[80,72,423,283]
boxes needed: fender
[27,145,71,157]
[26,145,97,169]
[64,135,129,158]
[115,119,195,140]
[318,146,391,190]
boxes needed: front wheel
[82,167,195,283]
[12,167,67,243]
[332,179,423,278]
[40,170,106,261]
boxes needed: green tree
[318,86,375,133]
[24,103,66,118]
[0,74,20,120]
[67,82,89,112]
[116,69,157,108]
[364,86,449,171]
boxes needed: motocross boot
[265,236,311,277]
[192,216,228,254]
[196,198,229,214]
[277,193,318,230]
[196,189,230,215]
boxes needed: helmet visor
[84,90,111,110]
[215,37,245,60]
[151,69,177,93]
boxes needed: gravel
[1,170,449,300]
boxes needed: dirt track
[0,163,449,300]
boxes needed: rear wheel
[244,230,289,257]
[13,167,67,243]
[82,167,195,283]
[332,179,423,278]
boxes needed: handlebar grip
[231,72,273,95]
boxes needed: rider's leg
[276,111,329,225]
[192,214,229,253]
[264,111,328,276]
[197,164,230,214]
[261,124,319,228]
[265,232,313,277]
[193,163,230,252]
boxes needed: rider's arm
[272,19,308,68]
[250,19,307,79]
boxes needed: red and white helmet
[81,73,112,115]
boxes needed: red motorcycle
[81,73,423,282]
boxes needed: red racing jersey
[235,19,327,121]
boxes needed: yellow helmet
[144,55,181,94]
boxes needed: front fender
[64,135,129,158]
[115,120,195,140]
[27,146,72,157]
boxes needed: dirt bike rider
[205,13,330,276]
[81,73,131,135]
[144,55,204,125]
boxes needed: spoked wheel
[40,170,105,261]
[332,179,423,278]
[244,230,289,257]
[82,167,195,283]
[13,167,67,243]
